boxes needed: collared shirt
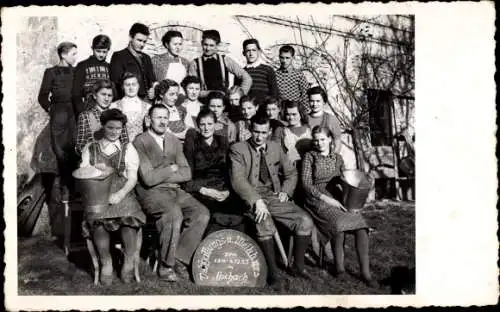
[276,67,309,111]
[202,54,218,61]
[148,129,165,151]
[245,59,263,69]
[110,97,151,141]
[75,105,129,155]
[80,140,140,178]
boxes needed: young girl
[154,79,191,141]
[207,91,236,143]
[226,85,245,123]
[273,100,311,165]
[75,79,129,155]
[180,75,203,129]
[78,108,145,285]
[235,95,258,142]
[110,72,151,141]
[301,126,376,287]
[258,96,286,138]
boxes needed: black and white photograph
[1,2,497,310]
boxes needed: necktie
[259,147,271,184]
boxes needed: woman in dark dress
[183,108,245,234]
[78,109,146,285]
[301,126,376,287]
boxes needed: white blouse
[80,140,139,178]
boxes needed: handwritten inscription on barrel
[192,229,267,287]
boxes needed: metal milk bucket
[72,166,114,218]
[341,169,373,212]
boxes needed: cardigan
[229,139,297,208]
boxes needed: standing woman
[235,95,258,142]
[75,79,129,156]
[207,91,236,143]
[79,109,146,285]
[110,72,151,141]
[301,126,376,287]
[152,30,189,89]
[38,41,79,201]
[154,79,191,141]
[272,100,311,165]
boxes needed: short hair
[239,95,256,107]
[196,107,217,126]
[307,86,328,102]
[311,125,335,140]
[283,100,308,124]
[92,79,114,94]
[154,79,179,99]
[242,38,261,51]
[181,75,201,91]
[250,112,270,129]
[120,72,140,86]
[227,85,244,97]
[92,35,111,50]
[129,22,150,38]
[207,91,226,105]
[279,45,295,56]
[202,29,221,44]
[57,42,77,59]
[263,96,280,108]
[148,103,169,118]
[100,108,128,126]
[162,30,183,47]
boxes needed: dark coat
[110,48,155,99]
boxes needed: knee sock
[293,235,311,271]
[259,238,279,278]
[355,229,371,279]
[332,232,346,273]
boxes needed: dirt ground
[18,200,415,295]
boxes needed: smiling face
[208,98,225,119]
[309,93,324,114]
[93,48,109,61]
[123,77,139,98]
[251,122,270,147]
[185,83,201,101]
[103,120,123,142]
[244,43,260,64]
[161,86,179,107]
[149,107,169,135]
[130,33,148,52]
[313,131,332,154]
[94,87,113,110]
[167,36,183,57]
[279,51,293,70]
[62,47,78,66]
[198,115,216,139]
[241,100,257,120]
[266,103,280,120]
[285,106,301,127]
[202,38,218,57]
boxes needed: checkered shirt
[275,68,310,111]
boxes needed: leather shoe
[289,266,313,280]
[158,266,178,282]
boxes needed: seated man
[228,114,314,285]
[133,104,210,282]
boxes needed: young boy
[275,45,309,112]
[180,75,203,129]
[188,29,252,101]
[237,38,278,106]
[72,34,112,115]
[110,23,156,100]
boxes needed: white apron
[166,60,187,95]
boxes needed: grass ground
[18,200,415,295]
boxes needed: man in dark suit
[133,104,210,282]
[110,23,156,100]
[228,113,314,285]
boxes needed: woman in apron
[79,108,146,285]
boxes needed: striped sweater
[236,63,278,105]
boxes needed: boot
[259,238,282,285]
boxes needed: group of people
[38,22,376,288]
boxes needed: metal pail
[341,169,373,212]
[72,166,114,217]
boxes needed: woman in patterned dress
[110,72,151,141]
[235,95,258,142]
[79,109,146,285]
[301,126,376,287]
[154,79,191,141]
